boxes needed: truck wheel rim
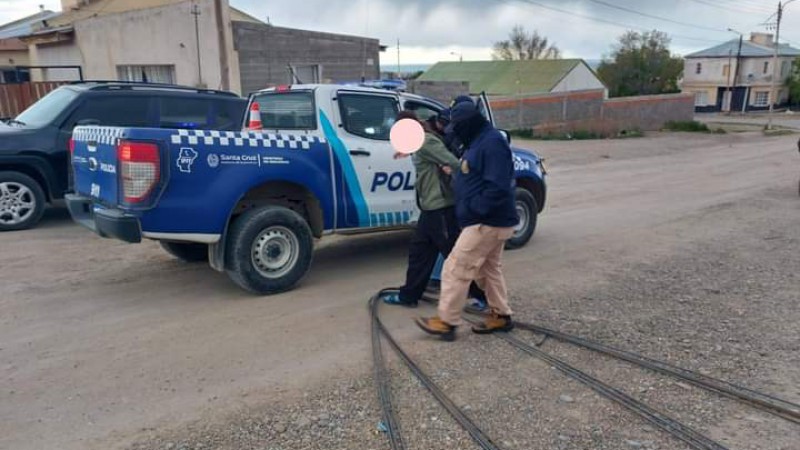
[0,182,36,226]
[513,200,529,237]
[252,226,300,279]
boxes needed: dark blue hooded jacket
[453,122,518,229]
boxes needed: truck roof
[253,84,446,108]
[67,81,240,97]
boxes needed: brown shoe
[471,313,514,334]
[415,316,456,341]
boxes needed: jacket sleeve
[417,134,460,170]
[468,134,514,217]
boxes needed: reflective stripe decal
[319,110,370,227]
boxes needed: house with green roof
[417,59,606,97]
[682,32,800,112]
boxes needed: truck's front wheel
[0,171,46,232]
[225,206,313,295]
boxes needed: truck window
[212,99,246,131]
[339,94,398,141]
[160,97,210,129]
[16,87,78,127]
[252,91,316,130]
[404,101,440,121]
[66,96,152,129]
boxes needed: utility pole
[397,38,400,78]
[768,0,795,129]
[213,0,230,90]
[727,28,744,114]
[191,2,202,87]
[725,49,733,112]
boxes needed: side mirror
[498,129,511,145]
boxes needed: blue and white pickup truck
[66,84,546,294]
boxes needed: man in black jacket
[416,102,518,341]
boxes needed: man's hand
[440,165,453,175]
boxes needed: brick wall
[233,22,381,95]
[489,89,695,135]
[406,80,470,104]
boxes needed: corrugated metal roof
[685,39,800,58]
[0,10,60,39]
[48,0,187,27]
[417,59,584,95]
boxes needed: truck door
[333,90,415,228]
[476,91,496,127]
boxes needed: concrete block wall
[233,22,381,95]
[603,94,696,131]
[489,90,695,135]
[406,80,470,104]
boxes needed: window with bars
[117,65,176,84]
[693,91,709,106]
[754,91,769,107]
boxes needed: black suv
[0,82,246,231]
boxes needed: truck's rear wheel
[225,206,313,295]
[0,171,46,232]
[159,241,208,262]
[505,187,538,250]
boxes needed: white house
[418,59,607,97]
[682,32,800,112]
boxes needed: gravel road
[1,131,798,450]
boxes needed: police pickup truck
[66,84,546,294]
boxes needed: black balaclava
[451,104,488,147]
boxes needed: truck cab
[67,84,546,294]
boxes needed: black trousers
[399,207,486,303]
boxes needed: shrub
[663,120,710,132]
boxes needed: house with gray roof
[0,9,61,82]
[0,0,381,95]
[682,32,800,112]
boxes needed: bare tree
[492,25,562,60]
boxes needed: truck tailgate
[71,127,124,206]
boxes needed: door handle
[349,149,371,156]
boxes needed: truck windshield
[252,91,316,130]
[15,87,79,128]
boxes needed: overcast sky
[2,0,798,64]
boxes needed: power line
[585,0,728,33]
[493,0,725,44]
[690,0,774,13]
[685,0,774,15]
[719,0,775,12]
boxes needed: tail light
[68,138,75,155]
[118,141,160,203]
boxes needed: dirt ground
[1,131,798,450]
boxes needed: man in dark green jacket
[382,112,461,307]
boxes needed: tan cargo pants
[439,224,515,326]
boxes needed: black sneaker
[380,292,418,308]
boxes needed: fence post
[20,83,33,111]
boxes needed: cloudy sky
[2,0,798,64]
